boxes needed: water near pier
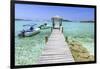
[62,22,94,55]
[15,20,94,65]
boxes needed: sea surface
[15,20,94,65]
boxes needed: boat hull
[18,30,40,37]
[40,26,51,29]
[25,30,40,37]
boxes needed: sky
[15,4,95,21]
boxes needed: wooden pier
[37,29,74,64]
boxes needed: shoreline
[65,37,94,62]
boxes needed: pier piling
[45,36,48,43]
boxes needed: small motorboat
[18,24,40,37]
[38,23,51,29]
[40,25,51,29]
[18,28,40,37]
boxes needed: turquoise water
[62,22,94,55]
[15,21,51,65]
[15,20,94,65]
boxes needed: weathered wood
[51,27,53,32]
[45,36,48,43]
[65,36,68,42]
[37,29,74,64]
[62,27,63,33]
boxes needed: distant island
[15,18,32,21]
[80,20,94,23]
[62,19,72,22]
[15,18,94,23]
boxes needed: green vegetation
[65,37,94,62]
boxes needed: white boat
[39,23,51,29]
[24,28,40,37]
[18,27,40,37]
[40,25,51,29]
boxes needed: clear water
[15,20,51,65]
[62,22,94,55]
[15,20,94,65]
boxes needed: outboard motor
[18,30,25,37]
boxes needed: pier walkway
[38,29,74,64]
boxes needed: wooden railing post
[45,36,48,43]
[59,27,60,30]
[65,36,68,42]
[51,27,53,32]
[62,27,63,33]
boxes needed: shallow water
[15,20,51,65]
[62,22,94,55]
[15,20,94,65]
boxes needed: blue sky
[15,4,94,21]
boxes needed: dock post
[45,36,48,43]
[62,27,63,33]
[51,27,53,32]
[65,36,68,42]
[59,27,60,30]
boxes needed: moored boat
[18,24,40,37]
[18,28,40,37]
[38,23,51,29]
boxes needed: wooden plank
[37,29,74,64]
